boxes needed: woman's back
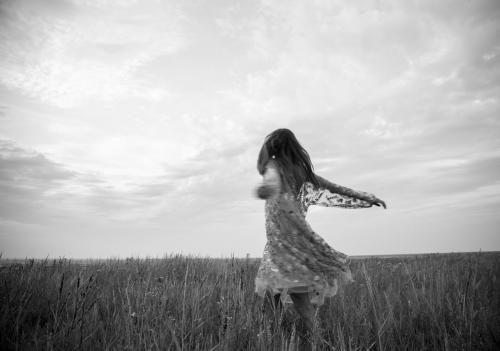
[255,128,386,330]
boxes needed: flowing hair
[257,128,319,194]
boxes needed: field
[1,252,499,350]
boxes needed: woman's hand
[255,161,281,200]
[255,184,279,199]
[370,197,386,209]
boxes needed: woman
[254,128,386,331]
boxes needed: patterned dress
[255,160,375,305]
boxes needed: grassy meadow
[1,252,499,350]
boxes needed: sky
[0,0,499,258]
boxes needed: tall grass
[1,252,499,350]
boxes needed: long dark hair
[257,128,319,194]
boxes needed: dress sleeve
[256,160,281,199]
[298,182,372,211]
[315,174,378,203]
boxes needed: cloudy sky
[1,0,499,258]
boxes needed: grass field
[1,252,499,350]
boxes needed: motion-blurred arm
[255,160,281,200]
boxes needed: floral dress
[254,160,375,305]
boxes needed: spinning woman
[254,128,386,331]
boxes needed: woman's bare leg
[290,292,315,332]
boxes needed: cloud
[0,0,185,107]
[213,0,500,146]
[0,134,256,225]
[362,116,400,140]
[0,140,74,185]
[0,140,75,222]
[0,140,167,223]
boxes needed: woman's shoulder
[263,158,281,173]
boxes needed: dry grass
[1,252,499,350]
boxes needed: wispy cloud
[0,140,75,223]
[0,0,185,107]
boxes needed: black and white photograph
[0,0,499,349]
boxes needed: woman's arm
[299,182,372,210]
[255,161,281,199]
[314,174,386,208]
